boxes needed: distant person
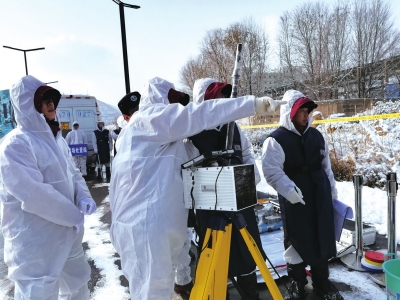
[65,121,88,176]
[262,90,343,300]
[92,120,112,179]
[0,75,96,300]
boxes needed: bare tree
[350,0,400,98]
[179,18,271,96]
[277,11,299,89]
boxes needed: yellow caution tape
[241,112,400,129]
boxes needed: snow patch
[91,183,110,188]
[82,196,130,300]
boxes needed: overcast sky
[1,0,399,106]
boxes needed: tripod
[190,212,284,300]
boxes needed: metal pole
[341,174,366,271]
[225,43,243,162]
[387,172,398,256]
[354,175,363,263]
[23,51,28,75]
[3,46,44,76]
[119,3,130,95]
[370,172,398,286]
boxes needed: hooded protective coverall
[0,76,91,300]
[261,90,337,265]
[109,77,257,300]
[65,126,88,176]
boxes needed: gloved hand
[74,213,84,233]
[286,187,305,205]
[78,197,97,215]
[254,97,287,115]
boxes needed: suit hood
[279,90,313,134]
[192,78,217,104]
[11,75,54,134]
[139,77,175,108]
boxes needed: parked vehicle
[57,94,102,170]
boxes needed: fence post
[341,174,367,271]
[370,172,398,286]
[387,173,398,256]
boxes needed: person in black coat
[262,90,343,300]
[92,121,112,179]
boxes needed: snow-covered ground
[82,194,130,300]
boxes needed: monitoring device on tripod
[181,151,257,212]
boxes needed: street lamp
[3,45,45,75]
[111,0,140,95]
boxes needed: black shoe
[313,280,343,300]
[174,281,193,299]
[284,279,308,300]
[285,263,309,300]
[97,168,102,180]
[237,272,261,300]
[311,263,343,300]
[106,167,111,179]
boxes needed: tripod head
[181,150,234,170]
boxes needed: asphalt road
[0,171,395,299]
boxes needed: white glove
[254,97,287,115]
[74,213,84,233]
[78,197,97,215]
[286,187,305,205]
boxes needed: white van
[57,94,101,168]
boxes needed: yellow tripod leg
[209,224,232,300]
[190,228,226,300]
[239,227,284,300]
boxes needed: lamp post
[3,46,45,75]
[111,0,140,95]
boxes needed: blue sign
[69,144,88,156]
[0,89,16,138]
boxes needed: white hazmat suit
[65,125,88,176]
[0,76,92,300]
[109,77,259,300]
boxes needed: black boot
[236,272,260,300]
[285,263,308,300]
[174,281,193,300]
[311,263,343,300]
[106,167,111,179]
[97,168,102,180]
